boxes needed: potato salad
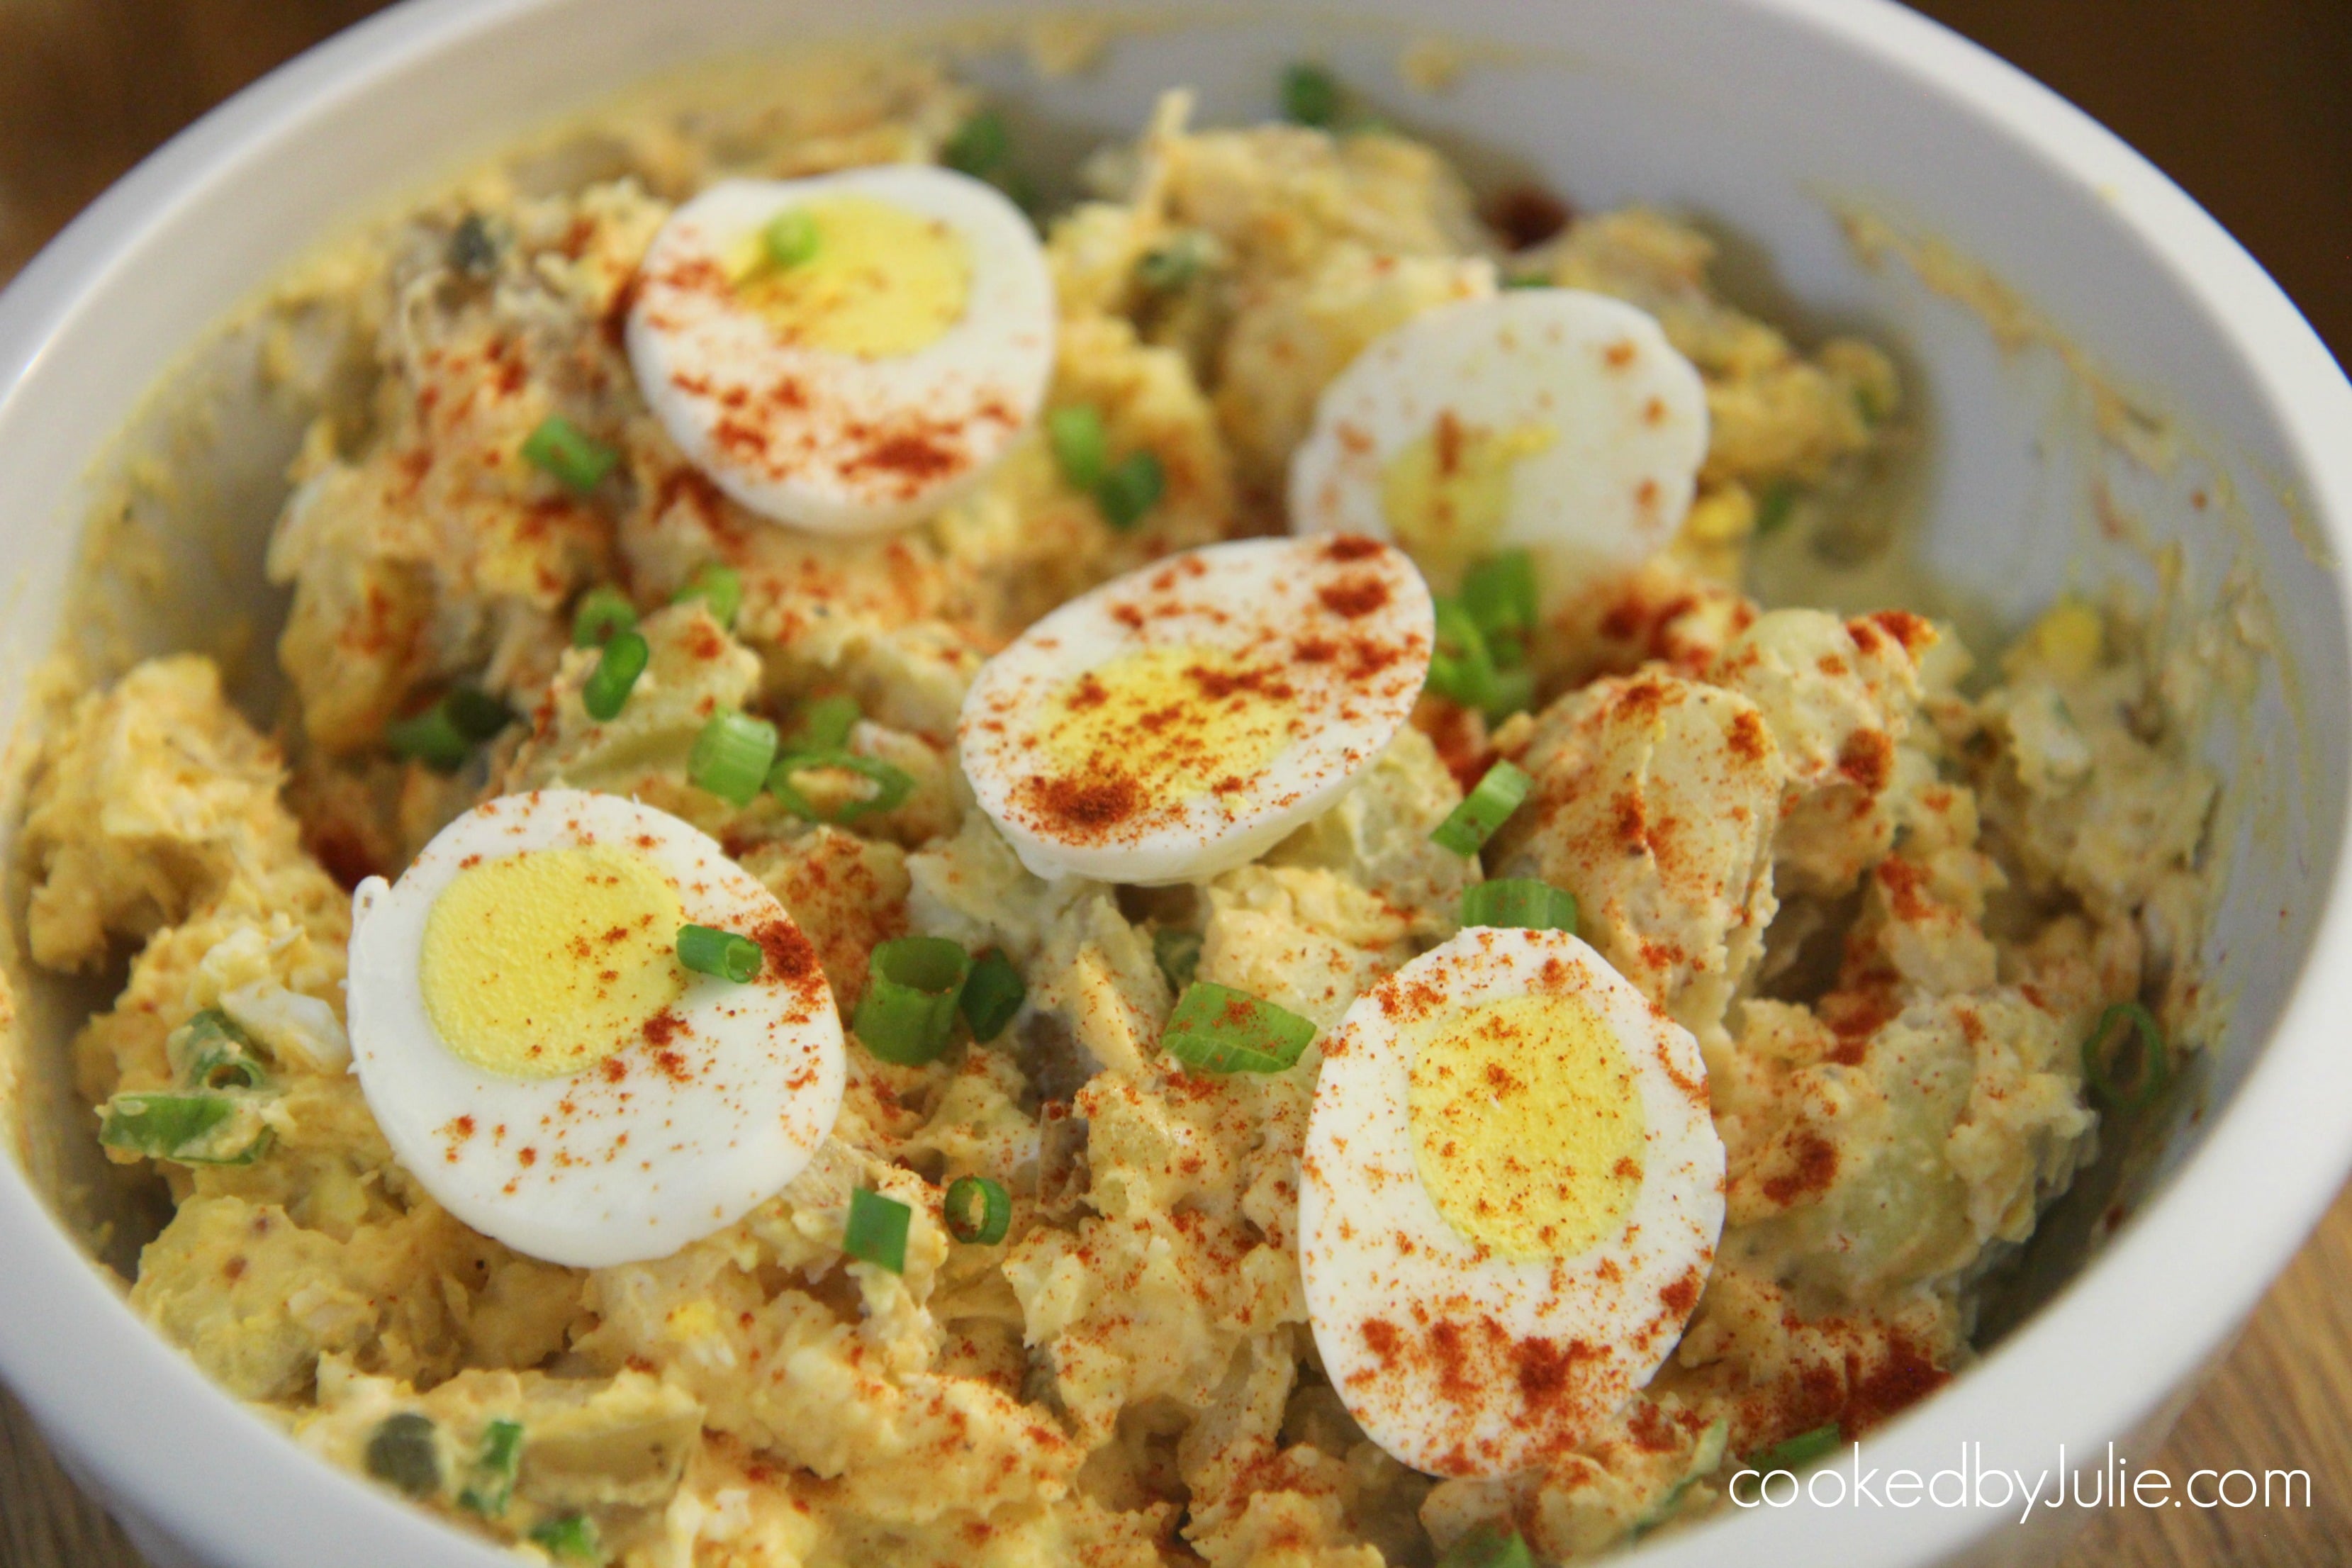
[17,50,2214,1568]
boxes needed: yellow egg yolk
[420,846,687,1080]
[734,195,970,359]
[1406,992,1647,1260]
[1379,412,1555,585]
[1036,645,1301,805]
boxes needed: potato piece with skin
[1713,607,1934,896]
[1491,672,1784,1044]
[22,656,347,975]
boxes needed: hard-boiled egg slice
[1288,289,1707,591]
[1301,926,1725,1478]
[346,790,844,1268]
[958,535,1433,885]
[628,166,1055,536]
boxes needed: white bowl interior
[0,4,2346,1567]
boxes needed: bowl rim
[1,2,2349,1566]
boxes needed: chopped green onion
[761,207,820,269]
[1754,481,1797,537]
[768,750,914,824]
[1491,665,1535,717]
[678,924,763,984]
[1136,233,1210,291]
[944,1175,1012,1245]
[1048,405,1109,490]
[853,937,972,1065]
[1462,550,1539,648]
[943,109,1010,177]
[787,693,862,753]
[1281,62,1342,128]
[571,585,637,646]
[1437,1525,1534,1568]
[168,1009,266,1092]
[844,1187,912,1273]
[671,561,743,630]
[458,1418,524,1517]
[959,949,1026,1043]
[1163,982,1317,1075]
[528,1514,601,1562]
[1426,598,1506,717]
[364,1412,442,1499]
[1853,383,1885,428]
[1094,449,1165,530]
[1460,878,1579,934]
[99,1093,273,1166]
[386,688,512,771]
[1153,927,1202,992]
[582,630,649,722]
[1501,273,1553,290]
[688,711,780,807]
[447,213,498,278]
[522,414,617,495]
[1430,760,1533,856]
[1749,1421,1842,1475]
[2083,1001,2169,1112]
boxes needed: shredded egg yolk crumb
[734,194,971,358]
[1405,992,1647,1259]
[1036,645,1303,805]
[1379,412,1555,583]
[420,846,687,1080]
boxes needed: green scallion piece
[943,1175,1012,1245]
[768,750,914,824]
[386,688,512,771]
[1281,62,1341,128]
[1436,1525,1535,1568]
[1163,982,1316,1075]
[1094,449,1165,530]
[1153,927,1202,993]
[1427,598,1501,713]
[2082,1000,2169,1113]
[1430,760,1533,856]
[689,711,780,807]
[1460,878,1579,934]
[99,1092,273,1167]
[169,1009,266,1091]
[1462,550,1539,648]
[522,414,617,495]
[1749,1421,1842,1475]
[943,109,1010,177]
[788,693,862,753]
[1854,383,1885,428]
[844,1187,912,1273]
[1501,273,1553,290]
[582,630,649,722]
[528,1514,601,1562]
[1135,233,1210,291]
[1754,481,1797,537]
[1048,405,1109,490]
[761,207,820,269]
[457,1418,525,1518]
[853,936,973,1066]
[671,561,743,630]
[678,924,763,984]
[572,585,638,646]
[364,1412,442,1499]
[959,948,1026,1043]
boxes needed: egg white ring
[956,536,1435,885]
[629,167,1055,536]
[1287,289,1709,586]
[1300,926,1725,1479]
[346,789,844,1269]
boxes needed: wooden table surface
[2,3,2348,1565]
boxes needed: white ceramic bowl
[1,4,2347,1567]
